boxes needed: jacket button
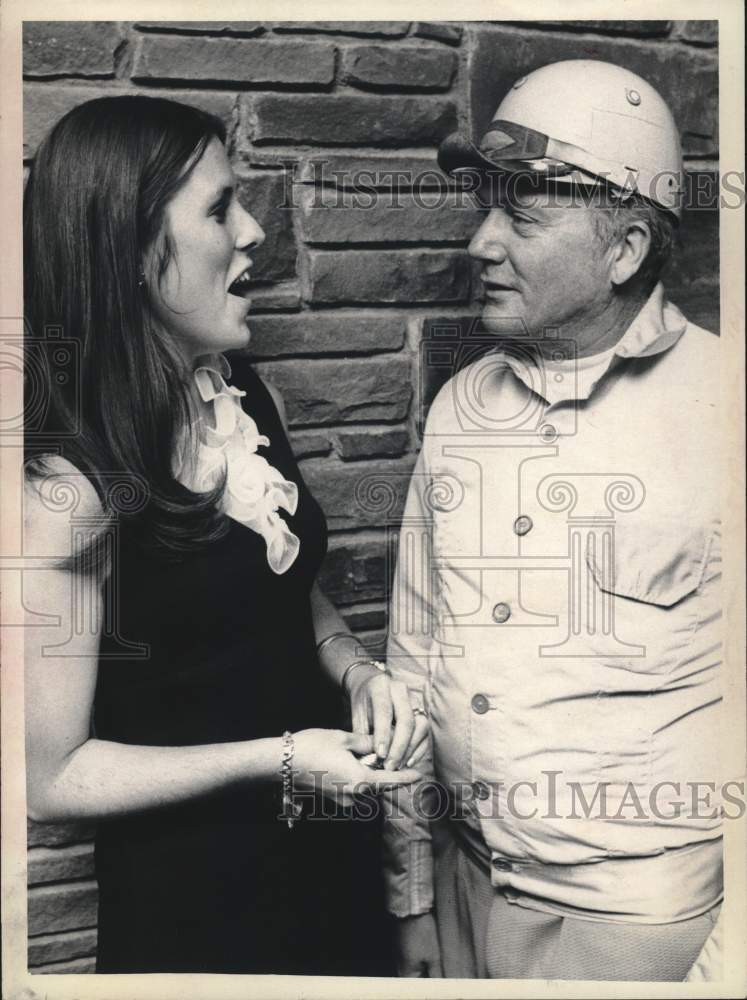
[472,780,491,800]
[492,602,511,624]
[539,423,557,443]
[513,515,533,536]
[471,693,490,714]
[492,858,513,873]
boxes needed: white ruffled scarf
[173,353,300,574]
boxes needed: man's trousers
[433,822,721,981]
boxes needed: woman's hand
[307,584,429,771]
[292,729,421,808]
[346,668,430,772]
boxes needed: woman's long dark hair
[24,95,232,559]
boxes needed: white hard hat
[439,59,683,217]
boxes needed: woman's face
[144,137,265,364]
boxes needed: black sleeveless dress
[94,357,392,975]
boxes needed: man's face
[468,177,614,348]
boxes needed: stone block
[249,94,457,146]
[28,928,97,967]
[299,187,480,244]
[342,44,457,91]
[24,84,121,158]
[248,313,407,357]
[665,283,719,334]
[132,35,335,86]
[299,153,453,190]
[255,356,412,425]
[237,172,296,283]
[341,604,387,631]
[289,431,333,458]
[24,84,235,159]
[28,819,95,848]
[23,21,122,78]
[28,881,98,936]
[336,429,410,460]
[31,956,97,974]
[28,843,95,886]
[416,312,488,431]
[318,537,390,604]
[412,22,463,45]
[668,180,719,285]
[248,281,302,312]
[663,181,719,332]
[304,457,416,530]
[308,249,471,304]
[673,21,718,45]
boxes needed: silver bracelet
[280,730,302,829]
[316,631,354,659]
[341,658,387,694]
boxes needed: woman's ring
[412,707,428,718]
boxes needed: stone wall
[22,19,719,973]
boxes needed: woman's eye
[511,213,534,228]
[210,193,233,224]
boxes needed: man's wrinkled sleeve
[381,446,439,917]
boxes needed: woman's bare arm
[23,459,415,823]
[23,462,286,821]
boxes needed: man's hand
[395,912,443,977]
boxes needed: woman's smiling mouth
[228,265,253,297]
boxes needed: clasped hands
[291,665,429,809]
[347,663,429,772]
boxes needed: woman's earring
[137,267,146,288]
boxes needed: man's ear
[609,220,652,286]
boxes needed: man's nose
[468,209,508,264]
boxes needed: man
[382,60,723,982]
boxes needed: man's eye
[511,213,534,227]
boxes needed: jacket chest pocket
[584,518,712,678]
[582,518,718,791]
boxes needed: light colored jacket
[382,285,723,926]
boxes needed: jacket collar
[496,283,688,405]
[613,282,688,361]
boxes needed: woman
[23,95,427,975]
